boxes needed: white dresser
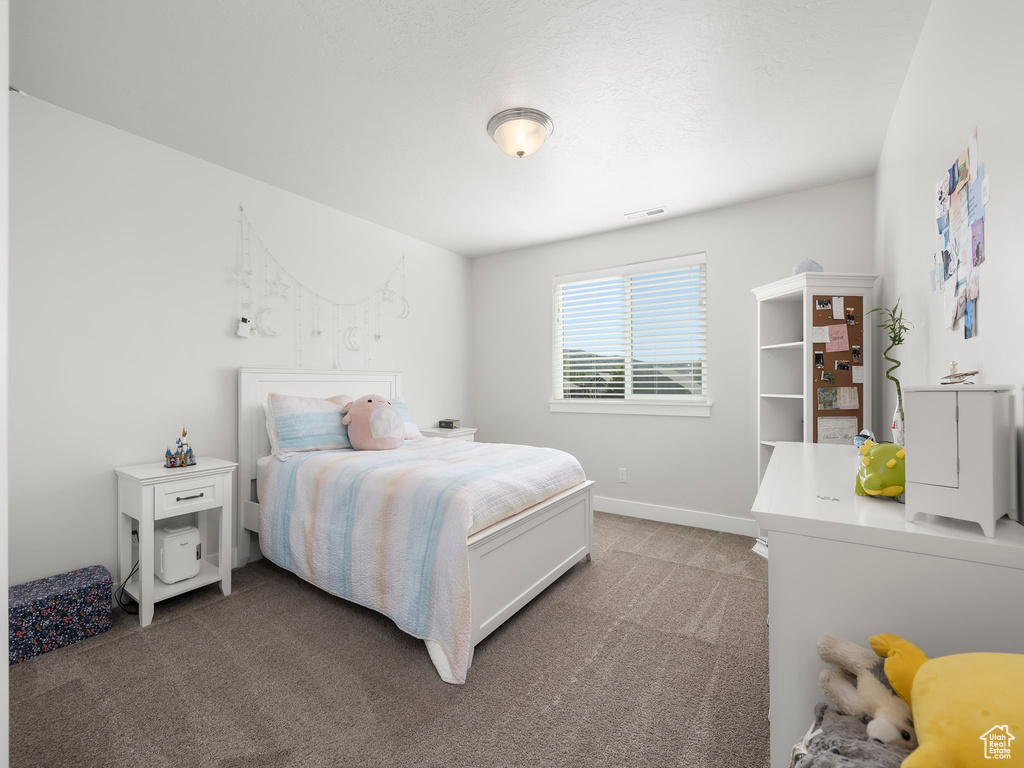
[753,442,1024,768]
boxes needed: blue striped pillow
[267,393,353,455]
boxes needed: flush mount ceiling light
[487,108,554,158]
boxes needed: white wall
[2,2,12,763]
[472,177,875,529]
[873,0,1024,505]
[9,97,473,585]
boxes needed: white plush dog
[816,635,918,750]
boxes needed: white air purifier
[154,523,201,584]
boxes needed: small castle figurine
[164,427,197,468]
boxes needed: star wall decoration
[230,264,253,288]
[271,270,291,299]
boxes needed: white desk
[753,442,1024,768]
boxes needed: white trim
[750,271,880,302]
[554,251,707,285]
[595,495,758,536]
[549,399,711,417]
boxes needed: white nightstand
[114,458,237,626]
[421,427,477,442]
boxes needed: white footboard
[467,480,594,646]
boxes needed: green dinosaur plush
[855,440,905,498]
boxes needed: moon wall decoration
[397,297,410,319]
[254,306,279,336]
[343,326,362,351]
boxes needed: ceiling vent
[624,206,668,222]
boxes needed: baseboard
[594,495,759,537]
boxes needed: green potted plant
[867,298,912,445]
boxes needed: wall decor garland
[233,205,409,368]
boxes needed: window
[551,253,709,416]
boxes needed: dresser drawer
[156,476,220,519]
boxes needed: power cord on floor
[115,560,141,615]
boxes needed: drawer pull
[176,492,205,502]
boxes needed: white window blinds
[553,254,708,403]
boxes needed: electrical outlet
[618,468,627,483]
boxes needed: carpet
[10,512,769,768]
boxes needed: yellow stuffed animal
[870,634,1024,767]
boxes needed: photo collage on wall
[812,295,864,445]
[932,127,987,339]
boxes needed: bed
[237,368,594,683]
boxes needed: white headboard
[236,367,401,563]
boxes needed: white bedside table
[114,457,237,626]
[421,427,477,442]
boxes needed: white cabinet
[904,385,1017,537]
[114,458,237,626]
[903,391,959,488]
[421,427,477,442]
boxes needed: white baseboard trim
[594,495,759,537]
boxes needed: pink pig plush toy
[341,394,405,450]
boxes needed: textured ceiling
[12,0,930,256]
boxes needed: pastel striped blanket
[258,438,586,683]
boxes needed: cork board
[811,294,864,443]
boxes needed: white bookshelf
[759,341,803,350]
[752,272,879,483]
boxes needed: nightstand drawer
[156,477,220,518]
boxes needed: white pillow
[392,398,423,439]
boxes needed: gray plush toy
[792,704,909,768]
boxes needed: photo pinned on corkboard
[818,387,838,411]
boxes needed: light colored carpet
[10,512,769,767]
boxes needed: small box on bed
[9,565,113,664]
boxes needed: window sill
[548,400,712,417]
